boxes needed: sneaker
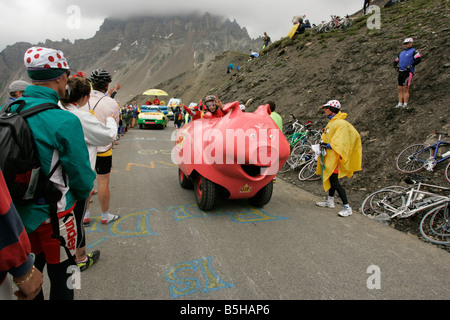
[101,213,120,224]
[338,206,352,217]
[316,198,335,208]
[394,103,404,109]
[83,210,91,226]
[78,250,100,272]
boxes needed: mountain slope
[149,0,449,244]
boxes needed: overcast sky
[0,0,366,51]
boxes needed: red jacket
[183,105,202,121]
[205,107,227,118]
[0,169,33,284]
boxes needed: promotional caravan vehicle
[173,101,290,210]
[137,105,168,129]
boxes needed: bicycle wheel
[368,189,406,220]
[278,144,301,173]
[298,159,320,181]
[324,22,334,32]
[293,143,314,162]
[278,152,295,173]
[445,162,450,183]
[419,203,450,245]
[396,144,432,173]
[360,186,405,220]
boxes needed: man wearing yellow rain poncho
[315,100,362,217]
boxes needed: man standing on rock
[393,38,421,109]
[315,100,362,217]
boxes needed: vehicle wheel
[178,168,193,189]
[396,144,431,173]
[194,175,217,211]
[139,124,143,129]
[419,204,450,245]
[248,180,273,207]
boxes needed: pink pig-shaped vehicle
[172,101,290,210]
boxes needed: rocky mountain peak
[0,12,260,104]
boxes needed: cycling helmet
[322,100,341,109]
[90,69,112,84]
[204,95,216,109]
[204,95,216,103]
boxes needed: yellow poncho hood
[316,112,362,191]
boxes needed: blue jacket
[396,47,421,74]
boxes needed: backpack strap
[88,95,106,111]
[45,159,76,265]
[19,102,60,118]
[1,100,59,118]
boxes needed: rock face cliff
[0,12,260,103]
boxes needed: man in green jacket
[268,101,283,131]
[11,46,95,300]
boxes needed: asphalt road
[62,124,449,301]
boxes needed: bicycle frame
[381,183,450,219]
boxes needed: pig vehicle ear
[223,101,240,114]
[254,104,271,116]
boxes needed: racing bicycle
[396,131,450,182]
[360,175,450,222]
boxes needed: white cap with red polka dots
[322,100,341,109]
[24,47,69,70]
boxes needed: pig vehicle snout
[173,101,290,204]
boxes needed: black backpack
[0,100,61,204]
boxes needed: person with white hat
[7,80,30,103]
[393,37,422,109]
[315,100,362,217]
[9,46,95,299]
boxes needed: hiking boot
[316,197,335,208]
[338,206,352,217]
[78,250,100,272]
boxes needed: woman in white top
[59,76,117,271]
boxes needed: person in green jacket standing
[11,46,95,300]
[268,101,283,131]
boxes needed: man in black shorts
[82,69,121,224]
[393,38,421,109]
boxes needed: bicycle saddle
[404,174,428,184]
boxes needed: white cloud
[0,0,364,51]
